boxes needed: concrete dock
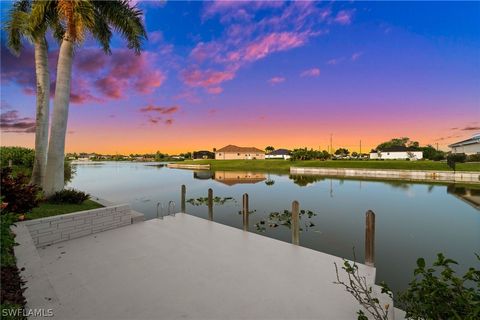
[14,213,396,319]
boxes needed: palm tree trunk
[43,38,73,196]
[30,37,50,188]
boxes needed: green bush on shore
[0,146,75,184]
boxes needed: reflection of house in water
[193,171,214,180]
[214,171,266,186]
[447,185,480,210]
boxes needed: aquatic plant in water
[187,196,236,206]
[254,209,317,232]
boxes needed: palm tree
[5,0,63,188]
[42,0,147,195]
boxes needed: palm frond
[4,0,31,55]
[93,0,147,55]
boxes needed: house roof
[268,149,291,155]
[216,145,265,153]
[448,134,480,148]
[370,146,421,153]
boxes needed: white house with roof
[265,149,291,160]
[369,146,423,160]
[448,134,480,155]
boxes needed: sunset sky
[1,1,479,154]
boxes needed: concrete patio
[14,213,398,319]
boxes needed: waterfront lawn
[183,159,480,172]
[28,200,103,220]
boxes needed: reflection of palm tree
[265,173,275,186]
[265,179,275,186]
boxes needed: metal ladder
[156,201,176,219]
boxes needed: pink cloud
[181,68,235,94]
[300,68,320,77]
[207,87,223,94]
[1,44,166,105]
[334,10,354,25]
[268,76,285,85]
[94,76,123,99]
[203,0,283,20]
[149,31,163,44]
[181,2,331,95]
[244,32,306,62]
[134,70,165,93]
[190,42,222,62]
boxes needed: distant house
[193,150,215,160]
[369,146,423,160]
[77,153,96,161]
[265,149,291,160]
[215,145,265,160]
[448,134,480,155]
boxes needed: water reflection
[69,163,480,296]
[447,185,480,209]
[214,171,266,185]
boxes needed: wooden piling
[291,201,300,245]
[365,210,375,267]
[208,188,213,221]
[242,193,249,231]
[181,185,186,213]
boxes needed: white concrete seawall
[290,167,480,183]
[167,163,211,170]
[22,204,144,247]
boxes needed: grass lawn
[182,159,480,172]
[28,199,103,220]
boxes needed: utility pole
[360,140,362,154]
[436,143,439,151]
[330,134,333,154]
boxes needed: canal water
[68,161,480,295]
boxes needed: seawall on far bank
[290,167,480,184]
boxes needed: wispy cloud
[268,76,286,85]
[300,68,320,77]
[327,57,343,65]
[139,104,180,126]
[139,105,180,114]
[334,10,354,25]
[0,110,35,133]
[181,1,336,94]
[351,51,363,61]
[461,126,480,131]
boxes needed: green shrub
[399,253,480,320]
[0,168,40,214]
[1,214,17,267]
[64,160,76,183]
[335,253,480,320]
[48,189,90,204]
[466,154,480,162]
[0,147,34,168]
[447,153,467,170]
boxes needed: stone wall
[290,167,480,183]
[23,204,134,247]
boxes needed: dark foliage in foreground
[335,252,480,320]
[0,168,39,214]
